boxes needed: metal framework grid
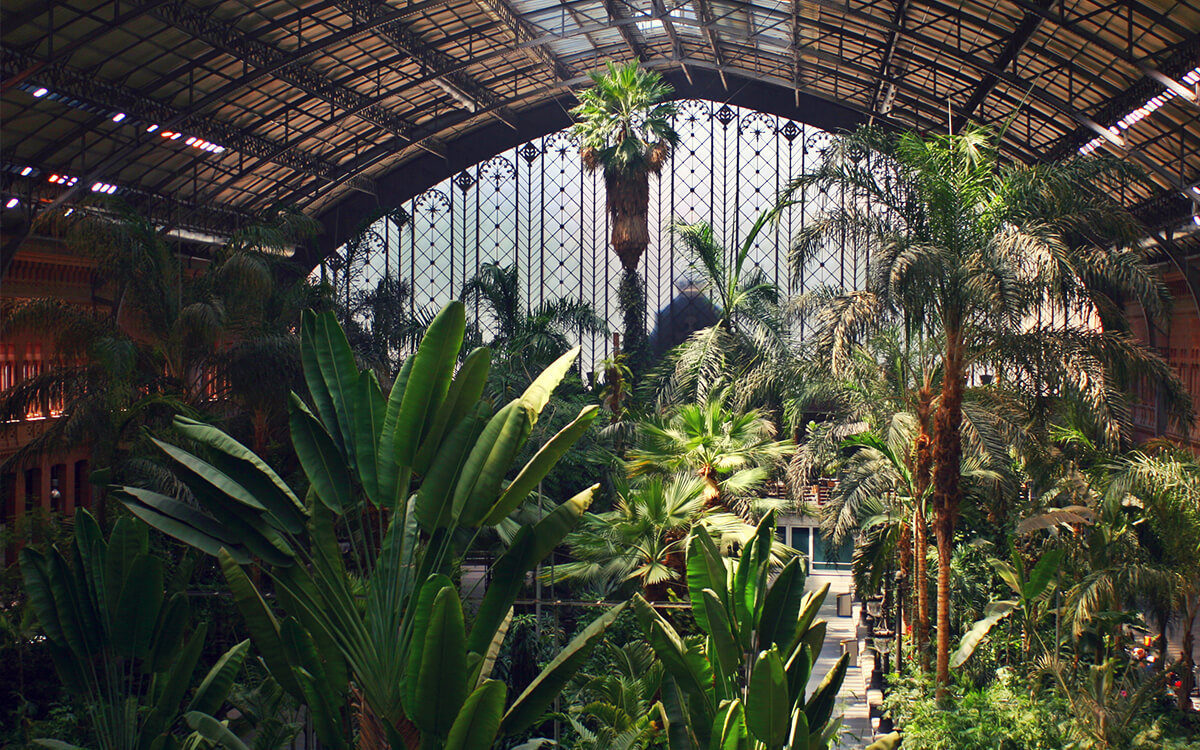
[1,0,1197,259]
[323,102,871,366]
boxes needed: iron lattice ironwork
[322,100,876,368]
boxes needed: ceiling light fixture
[20,166,33,176]
[147,124,159,133]
[112,112,126,122]
[6,198,19,209]
[32,87,48,97]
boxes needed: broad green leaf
[404,574,455,716]
[184,711,249,750]
[757,557,805,652]
[687,529,729,636]
[314,310,362,466]
[710,700,747,750]
[1024,549,1064,602]
[112,554,163,658]
[151,623,206,721]
[413,345,491,476]
[188,640,250,715]
[950,600,1017,668]
[33,741,87,750]
[787,707,810,748]
[414,587,468,738]
[117,486,238,546]
[633,596,713,718]
[661,675,698,750]
[477,609,513,686]
[467,486,595,654]
[119,489,251,563]
[501,601,626,735]
[446,680,506,750]
[414,402,490,531]
[804,653,848,732]
[19,550,64,644]
[48,550,98,658]
[800,621,827,666]
[279,619,347,750]
[151,438,267,512]
[701,589,739,678]
[300,311,337,450]
[355,370,386,505]
[378,355,415,508]
[784,644,813,703]
[392,301,465,468]
[517,346,579,416]
[172,416,306,532]
[483,405,600,525]
[289,394,353,513]
[745,649,788,747]
[456,402,532,527]
[148,592,191,674]
[218,551,303,698]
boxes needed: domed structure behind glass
[649,273,719,357]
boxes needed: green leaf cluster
[115,301,617,748]
[20,509,248,750]
[634,515,848,749]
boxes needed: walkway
[805,571,876,749]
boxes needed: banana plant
[634,514,850,749]
[116,301,619,749]
[950,545,1063,668]
[20,509,249,750]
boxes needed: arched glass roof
[1,0,1198,268]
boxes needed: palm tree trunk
[1180,593,1198,712]
[914,508,930,671]
[914,382,934,671]
[932,328,965,697]
[608,171,651,372]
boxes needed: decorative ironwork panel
[322,101,877,369]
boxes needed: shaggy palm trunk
[698,464,722,509]
[607,170,650,371]
[1180,594,1198,712]
[932,328,965,698]
[914,383,934,671]
[914,509,930,671]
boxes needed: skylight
[1079,66,1200,156]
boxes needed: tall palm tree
[572,60,679,370]
[784,123,1192,693]
[627,393,793,517]
[655,208,788,408]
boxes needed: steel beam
[0,46,339,182]
[473,0,575,81]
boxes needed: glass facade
[323,100,880,369]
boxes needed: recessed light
[32,87,48,98]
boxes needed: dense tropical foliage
[3,80,1199,750]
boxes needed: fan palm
[627,393,794,517]
[784,123,1192,692]
[548,474,780,601]
[572,60,680,368]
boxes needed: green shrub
[883,669,1065,750]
